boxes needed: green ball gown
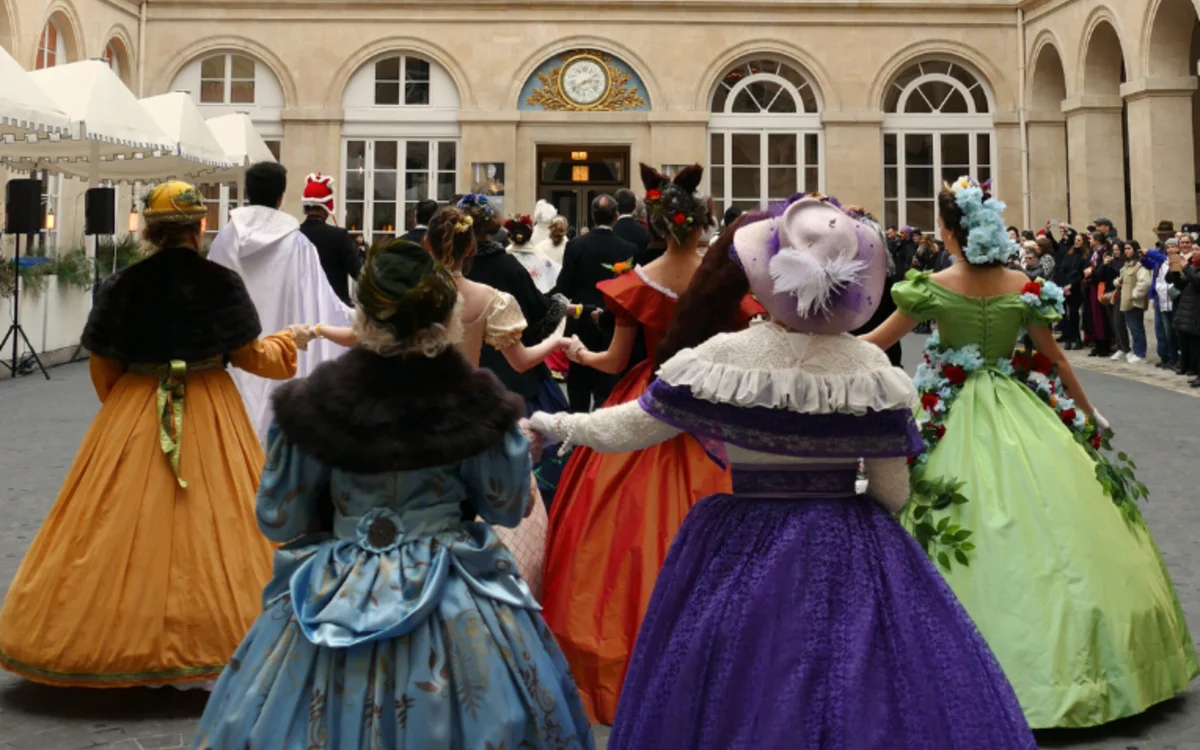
[892,271,1197,729]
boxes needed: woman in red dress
[543,164,761,723]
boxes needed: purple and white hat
[731,196,887,334]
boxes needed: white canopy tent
[0,45,75,142]
[1,61,180,183]
[139,93,236,179]
[204,112,277,201]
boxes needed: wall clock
[558,54,611,108]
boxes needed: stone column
[1122,76,1199,246]
[821,112,883,216]
[1027,114,1069,226]
[280,110,344,218]
[1062,95,1125,232]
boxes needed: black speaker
[4,179,42,235]
[85,187,116,236]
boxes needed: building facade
[3,0,1199,247]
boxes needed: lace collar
[635,265,678,299]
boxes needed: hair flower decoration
[946,176,1019,266]
[456,193,497,222]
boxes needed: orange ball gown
[0,247,297,688]
[543,266,760,723]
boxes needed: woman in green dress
[863,177,1197,729]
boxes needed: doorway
[537,145,630,231]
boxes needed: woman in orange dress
[543,164,761,723]
[0,181,307,688]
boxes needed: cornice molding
[1120,76,1199,102]
[1061,94,1124,114]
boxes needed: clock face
[561,58,608,107]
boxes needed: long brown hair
[655,215,754,365]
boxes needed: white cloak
[207,205,355,445]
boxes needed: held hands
[1090,410,1110,431]
[566,336,590,364]
[519,418,543,464]
[286,324,317,351]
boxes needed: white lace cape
[656,320,916,416]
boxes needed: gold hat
[142,181,207,225]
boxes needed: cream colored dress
[457,287,549,598]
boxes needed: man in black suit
[400,199,438,247]
[298,173,362,306]
[613,188,653,265]
[556,194,638,412]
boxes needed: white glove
[1090,410,1110,431]
[527,412,564,446]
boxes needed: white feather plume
[768,248,868,318]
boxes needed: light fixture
[128,208,139,232]
[571,151,588,161]
[44,209,55,231]
[572,165,590,182]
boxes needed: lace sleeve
[531,400,681,454]
[484,291,528,350]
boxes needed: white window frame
[199,54,256,105]
[340,138,459,243]
[371,55,433,108]
[706,60,824,212]
[198,183,241,238]
[882,62,995,230]
[707,130,824,212]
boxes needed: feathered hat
[301,173,336,213]
[731,194,886,334]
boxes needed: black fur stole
[81,247,261,363]
[271,347,525,474]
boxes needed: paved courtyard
[0,336,1196,748]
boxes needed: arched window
[104,43,120,77]
[341,53,460,242]
[882,60,993,232]
[36,19,66,69]
[172,53,286,235]
[708,58,822,212]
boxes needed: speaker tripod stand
[1,232,50,380]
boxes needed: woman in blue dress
[192,238,593,749]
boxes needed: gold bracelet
[314,324,323,338]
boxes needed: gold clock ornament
[526,51,647,112]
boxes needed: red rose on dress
[934,424,947,440]
[672,211,687,226]
[1091,432,1102,449]
[1060,408,1077,425]
[920,393,940,410]
[1011,352,1032,372]
[943,365,968,385]
[646,189,662,201]
[1022,280,1043,297]
[907,454,917,465]
[1031,352,1054,375]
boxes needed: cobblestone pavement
[0,343,1196,748]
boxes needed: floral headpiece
[456,193,497,223]
[640,163,710,245]
[946,176,1018,266]
[503,215,533,233]
[503,215,534,245]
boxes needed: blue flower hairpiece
[947,176,1018,266]
[456,193,496,222]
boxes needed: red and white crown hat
[301,173,335,213]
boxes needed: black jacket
[1169,262,1200,336]
[466,241,567,400]
[299,216,363,305]
[556,227,638,351]
[613,216,653,265]
[1054,251,1086,292]
[400,226,428,247]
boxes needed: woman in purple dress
[528,195,1034,749]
